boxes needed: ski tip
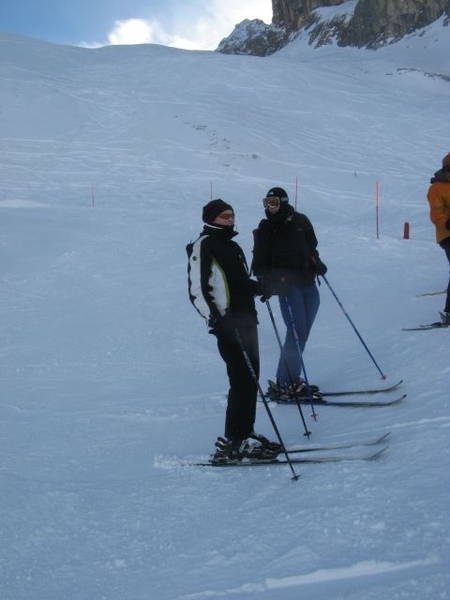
[385,379,403,388]
[371,445,389,459]
[403,323,448,331]
[389,379,403,388]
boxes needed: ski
[403,322,449,331]
[269,393,406,408]
[286,431,391,454]
[415,290,445,297]
[191,446,388,467]
[320,379,403,397]
[267,379,403,400]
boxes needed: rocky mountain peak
[217,0,450,55]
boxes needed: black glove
[217,312,237,340]
[207,315,219,335]
[311,256,328,276]
[257,278,274,302]
[445,218,450,231]
[250,279,263,296]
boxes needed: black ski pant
[440,237,450,313]
[216,324,259,441]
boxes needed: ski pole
[265,299,314,431]
[320,274,386,379]
[233,326,300,481]
[282,296,318,421]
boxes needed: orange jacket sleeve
[427,182,450,243]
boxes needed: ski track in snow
[180,557,440,598]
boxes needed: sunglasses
[263,197,281,208]
[216,212,235,220]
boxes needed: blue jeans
[276,284,320,386]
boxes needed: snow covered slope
[0,20,449,600]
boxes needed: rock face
[217,0,450,55]
[273,0,344,30]
[341,0,449,47]
[216,19,290,56]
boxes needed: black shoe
[268,379,322,400]
[239,438,279,461]
[212,437,240,463]
[267,380,295,400]
[290,378,321,396]
[212,436,278,463]
[249,431,282,453]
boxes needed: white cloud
[104,17,200,49]
[86,0,272,50]
[107,18,159,46]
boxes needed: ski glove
[258,277,274,302]
[311,256,328,276]
[250,279,264,297]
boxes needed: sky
[0,16,449,600]
[0,0,273,50]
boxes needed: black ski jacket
[187,225,257,330]
[252,205,320,292]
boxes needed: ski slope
[0,18,449,600]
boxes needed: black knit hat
[266,187,289,203]
[202,199,234,224]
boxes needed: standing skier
[187,199,280,463]
[252,187,327,400]
[427,152,450,326]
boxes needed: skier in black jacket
[252,187,327,399]
[187,199,280,463]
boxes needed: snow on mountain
[0,22,449,600]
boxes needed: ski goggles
[263,197,281,208]
[216,211,235,220]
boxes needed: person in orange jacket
[427,152,450,325]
